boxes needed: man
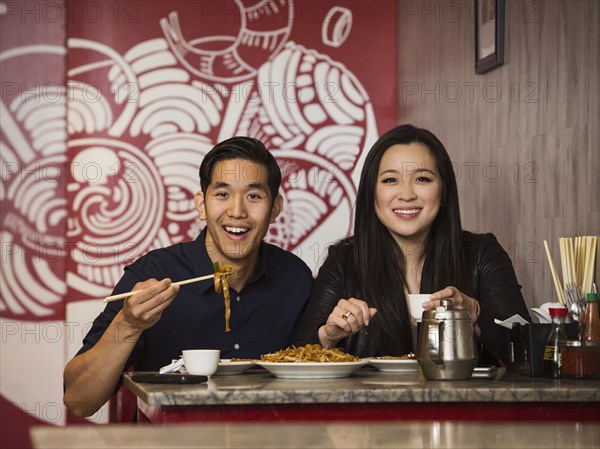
[64,137,313,417]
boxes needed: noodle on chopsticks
[261,344,360,363]
[213,262,235,332]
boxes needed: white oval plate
[215,359,256,376]
[256,361,368,379]
[369,359,419,373]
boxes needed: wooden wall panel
[397,0,599,307]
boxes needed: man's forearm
[63,311,142,417]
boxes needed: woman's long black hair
[352,124,468,355]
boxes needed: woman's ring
[342,311,353,321]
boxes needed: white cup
[407,294,431,321]
[182,349,220,377]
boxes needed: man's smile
[224,225,250,236]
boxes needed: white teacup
[407,294,431,321]
[182,349,220,377]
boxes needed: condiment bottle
[543,306,568,378]
[582,292,600,341]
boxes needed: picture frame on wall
[475,0,505,74]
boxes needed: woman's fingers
[335,300,361,330]
[424,287,478,320]
[368,307,378,321]
[424,286,460,309]
[319,299,378,348]
[330,298,377,334]
[347,298,376,325]
[325,305,350,333]
[430,286,458,302]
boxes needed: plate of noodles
[257,344,368,379]
[369,354,419,373]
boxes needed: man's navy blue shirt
[77,229,313,371]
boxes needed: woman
[294,124,530,363]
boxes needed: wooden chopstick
[103,273,217,303]
[559,238,568,288]
[575,236,582,287]
[592,236,598,278]
[544,240,565,304]
[581,237,590,294]
[583,236,598,294]
[567,238,577,286]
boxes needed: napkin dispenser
[505,322,579,376]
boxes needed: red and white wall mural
[1,1,396,446]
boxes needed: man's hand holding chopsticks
[121,278,180,332]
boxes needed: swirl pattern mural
[66,139,166,294]
[1,45,68,319]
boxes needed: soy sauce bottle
[543,306,568,378]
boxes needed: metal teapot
[417,299,477,380]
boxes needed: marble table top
[30,421,600,448]
[122,366,600,406]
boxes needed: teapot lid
[422,299,472,321]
